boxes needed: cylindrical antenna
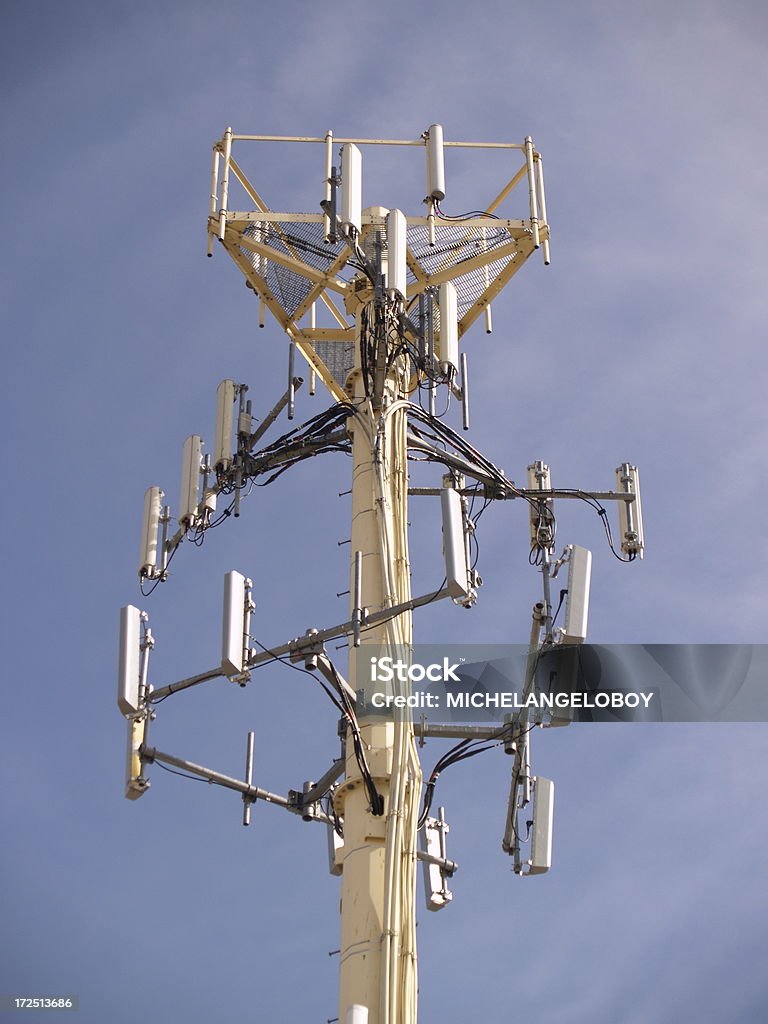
[437,281,459,374]
[309,304,317,394]
[425,124,446,202]
[535,151,550,266]
[482,228,493,333]
[214,379,236,472]
[218,126,233,241]
[352,550,363,648]
[385,209,407,300]
[139,486,163,579]
[179,435,203,527]
[323,130,334,242]
[209,145,220,220]
[425,124,445,249]
[208,145,220,256]
[288,341,296,420]
[524,136,540,250]
[460,352,470,431]
[243,730,255,826]
[341,144,362,236]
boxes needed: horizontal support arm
[246,587,451,670]
[408,486,636,502]
[142,746,333,823]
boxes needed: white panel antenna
[222,570,250,677]
[425,124,446,201]
[341,144,362,235]
[179,434,203,526]
[420,809,452,911]
[118,605,142,716]
[615,463,644,558]
[125,716,149,801]
[214,379,237,471]
[560,544,592,644]
[528,776,554,874]
[440,475,471,603]
[138,485,163,579]
[385,209,407,299]
[437,281,459,373]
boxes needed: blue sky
[1,1,767,1021]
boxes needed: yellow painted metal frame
[207,129,550,401]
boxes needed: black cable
[139,540,181,597]
[550,588,567,630]
[434,201,501,224]
[418,725,515,828]
[153,759,224,787]
[249,637,383,816]
[553,489,636,562]
[249,637,348,719]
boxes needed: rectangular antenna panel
[386,208,407,298]
[138,486,163,578]
[118,605,141,716]
[528,776,554,874]
[425,123,446,201]
[222,570,247,676]
[179,434,202,526]
[420,816,452,911]
[562,544,592,644]
[341,144,362,234]
[437,281,458,372]
[125,716,149,800]
[616,464,644,558]
[440,476,470,601]
[214,379,236,471]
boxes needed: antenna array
[117,125,644,1024]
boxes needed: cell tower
[117,126,644,1024]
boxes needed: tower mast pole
[336,225,419,1024]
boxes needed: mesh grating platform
[242,219,349,321]
[239,217,519,323]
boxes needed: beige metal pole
[335,281,419,1024]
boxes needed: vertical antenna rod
[243,731,255,826]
